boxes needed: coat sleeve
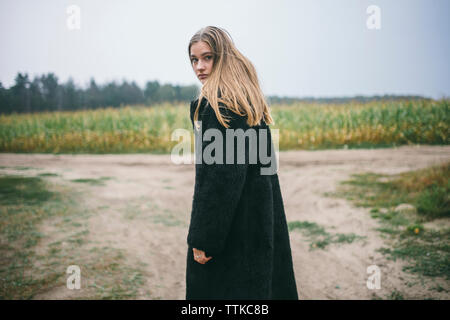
[187,103,249,256]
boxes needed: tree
[62,77,79,110]
[0,81,13,114]
[144,80,160,104]
[40,73,59,111]
[118,80,144,105]
[158,84,176,102]
[29,76,44,112]
[180,85,199,102]
[11,72,30,113]
[102,81,120,108]
[86,78,102,109]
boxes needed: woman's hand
[193,248,212,264]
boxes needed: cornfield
[0,99,448,154]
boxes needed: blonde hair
[188,26,274,129]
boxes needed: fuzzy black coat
[186,97,298,300]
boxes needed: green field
[0,99,448,154]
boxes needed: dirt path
[1,145,449,299]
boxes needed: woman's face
[190,41,214,85]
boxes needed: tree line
[0,72,432,115]
[0,72,199,114]
[266,94,432,105]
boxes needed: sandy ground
[1,145,449,299]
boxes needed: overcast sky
[1,0,449,99]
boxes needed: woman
[186,26,298,300]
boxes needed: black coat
[186,97,298,300]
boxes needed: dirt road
[1,145,449,299]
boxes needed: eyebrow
[190,52,213,58]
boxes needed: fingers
[192,248,213,264]
[195,253,211,264]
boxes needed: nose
[197,60,205,72]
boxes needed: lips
[199,74,207,79]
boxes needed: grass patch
[339,162,449,220]
[83,247,147,299]
[376,228,450,279]
[37,173,59,177]
[0,173,146,299]
[0,174,87,298]
[69,177,112,186]
[387,290,404,300]
[335,161,450,281]
[0,175,55,206]
[12,166,35,171]
[150,212,184,227]
[124,200,185,227]
[288,220,366,250]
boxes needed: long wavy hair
[188,26,274,130]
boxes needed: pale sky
[1,0,449,99]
